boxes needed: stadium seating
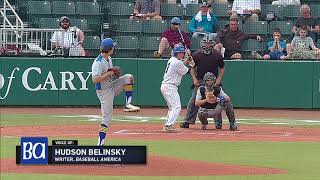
[112,36,139,58]
[241,39,265,53]
[142,20,168,36]
[139,36,161,58]
[27,1,52,26]
[180,20,191,33]
[260,4,285,21]
[211,3,232,20]
[83,35,100,55]
[269,21,293,36]
[242,21,268,36]
[76,2,101,34]
[160,4,184,20]
[39,18,59,29]
[190,36,201,51]
[52,1,76,17]
[283,5,301,21]
[109,1,134,23]
[310,5,320,17]
[113,19,142,36]
[185,4,200,20]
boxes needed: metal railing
[1,0,24,29]
[1,28,60,55]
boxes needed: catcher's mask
[203,72,216,91]
[200,34,215,55]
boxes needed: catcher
[195,72,238,131]
[91,38,140,146]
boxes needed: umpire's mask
[200,34,215,55]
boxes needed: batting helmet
[173,44,186,56]
[59,16,70,27]
[200,34,215,55]
[203,72,216,91]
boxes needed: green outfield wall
[0,57,319,108]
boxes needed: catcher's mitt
[108,66,121,78]
[205,90,217,104]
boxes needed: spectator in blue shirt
[188,2,218,38]
[252,28,287,60]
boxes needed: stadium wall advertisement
[0,57,319,108]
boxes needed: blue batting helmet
[173,44,186,56]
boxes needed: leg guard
[223,100,237,129]
[198,109,209,126]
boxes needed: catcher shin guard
[97,124,108,146]
[124,84,133,105]
[198,111,209,125]
[223,101,236,125]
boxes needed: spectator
[188,2,218,38]
[207,0,229,4]
[181,0,198,8]
[229,0,261,22]
[291,5,320,43]
[154,17,191,58]
[214,18,262,59]
[286,26,320,60]
[272,0,300,5]
[51,16,85,57]
[130,0,162,21]
[252,28,287,60]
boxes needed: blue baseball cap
[100,38,117,51]
[171,17,181,25]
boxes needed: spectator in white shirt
[51,16,85,57]
[229,0,261,21]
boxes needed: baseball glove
[108,66,121,78]
[205,90,217,104]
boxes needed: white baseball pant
[160,84,181,126]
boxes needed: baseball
[0,74,4,89]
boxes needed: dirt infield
[2,107,320,176]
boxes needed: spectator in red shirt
[154,17,191,58]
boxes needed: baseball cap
[171,17,181,25]
[201,2,210,7]
[100,38,117,51]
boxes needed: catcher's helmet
[59,16,70,27]
[203,72,216,91]
[173,44,186,56]
[200,34,215,55]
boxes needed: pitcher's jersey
[91,54,113,90]
[161,57,189,86]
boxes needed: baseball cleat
[180,122,190,128]
[163,125,181,133]
[215,125,222,129]
[229,125,239,131]
[201,124,207,130]
[124,104,140,112]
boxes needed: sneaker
[215,125,222,129]
[251,51,262,59]
[163,125,181,133]
[124,104,140,112]
[229,125,239,131]
[201,124,207,130]
[180,122,190,128]
[153,51,162,58]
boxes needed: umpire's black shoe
[229,125,239,131]
[180,122,190,128]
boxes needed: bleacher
[1,0,320,58]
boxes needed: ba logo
[20,137,48,164]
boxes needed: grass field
[1,109,320,180]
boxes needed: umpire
[180,34,237,130]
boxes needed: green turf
[1,113,320,180]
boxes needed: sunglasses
[172,23,180,26]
